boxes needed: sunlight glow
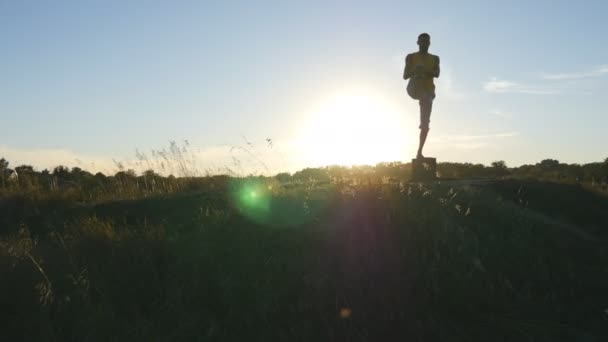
[296,90,409,167]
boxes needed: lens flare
[232,180,271,224]
[228,178,331,227]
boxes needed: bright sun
[296,90,409,167]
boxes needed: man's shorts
[418,92,435,130]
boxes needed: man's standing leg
[417,93,433,158]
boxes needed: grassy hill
[1,178,607,341]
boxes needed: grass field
[1,177,607,341]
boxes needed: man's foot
[416,151,424,159]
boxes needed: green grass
[1,178,607,341]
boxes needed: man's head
[417,33,430,52]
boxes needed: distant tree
[115,169,137,178]
[70,167,93,183]
[327,165,350,181]
[115,169,137,185]
[38,169,55,191]
[274,172,291,183]
[142,169,157,178]
[539,159,560,169]
[141,169,159,192]
[374,162,406,180]
[563,164,584,182]
[14,165,33,173]
[491,160,510,178]
[491,160,506,169]
[293,167,330,183]
[86,172,106,194]
[71,167,85,175]
[53,165,70,180]
[0,157,8,188]
[14,165,36,189]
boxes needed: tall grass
[1,176,607,341]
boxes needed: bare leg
[417,127,429,158]
[417,96,433,158]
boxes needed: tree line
[1,157,607,202]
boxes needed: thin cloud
[541,65,608,80]
[428,131,519,152]
[436,65,468,100]
[0,145,117,174]
[484,64,607,96]
[448,142,488,150]
[0,141,294,176]
[433,131,519,142]
[489,109,512,119]
[483,78,556,94]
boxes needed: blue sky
[1,1,607,174]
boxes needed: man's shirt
[404,52,440,93]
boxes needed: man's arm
[403,54,414,80]
[432,55,440,78]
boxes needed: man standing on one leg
[403,33,440,159]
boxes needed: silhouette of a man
[403,33,440,159]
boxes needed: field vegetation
[1,153,608,341]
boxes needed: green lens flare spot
[228,177,330,227]
[230,179,272,224]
